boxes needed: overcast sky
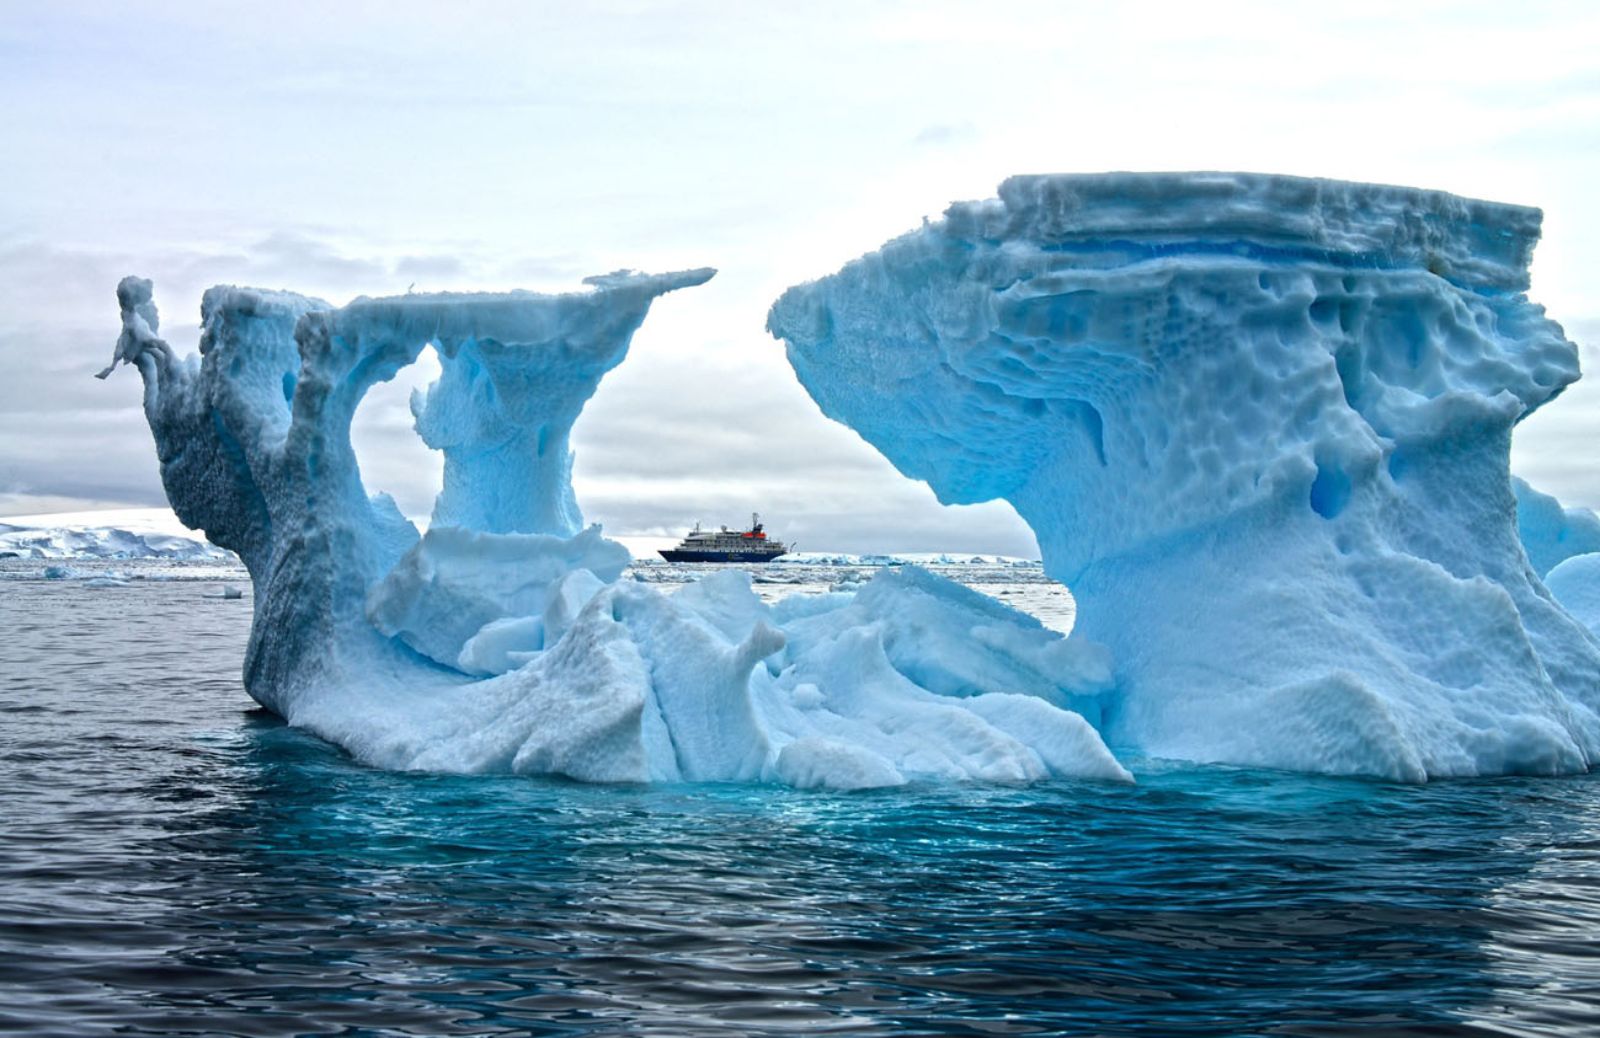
[2,1,1598,556]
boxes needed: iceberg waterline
[768,171,1600,782]
[102,268,1125,789]
[103,171,1600,786]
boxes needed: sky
[2,0,1598,556]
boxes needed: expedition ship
[659,514,790,563]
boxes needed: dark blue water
[4,567,1600,1036]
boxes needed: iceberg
[1546,555,1600,641]
[104,270,1125,788]
[1513,477,1600,578]
[1511,479,1600,640]
[769,171,1600,781]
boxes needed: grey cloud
[393,255,465,282]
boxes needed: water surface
[2,562,1598,1036]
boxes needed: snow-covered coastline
[0,508,232,561]
[772,551,1038,568]
[0,509,1034,570]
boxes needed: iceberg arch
[103,270,1126,788]
[768,172,1600,780]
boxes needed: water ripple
[3,566,1600,1035]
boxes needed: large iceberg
[769,172,1600,781]
[103,271,1126,788]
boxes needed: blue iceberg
[102,270,1125,788]
[768,172,1600,780]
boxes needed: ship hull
[658,549,788,564]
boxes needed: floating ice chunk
[1514,478,1600,578]
[769,172,1600,780]
[1545,554,1600,639]
[82,576,130,589]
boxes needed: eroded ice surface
[769,172,1600,781]
[103,271,1125,788]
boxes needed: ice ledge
[941,172,1542,291]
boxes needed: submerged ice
[769,172,1600,781]
[104,270,1124,788]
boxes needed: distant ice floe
[770,171,1600,781]
[103,268,1122,788]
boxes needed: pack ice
[101,271,1126,788]
[769,172,1600,781]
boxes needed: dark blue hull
[658,549,787,563]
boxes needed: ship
[659,513,791,563]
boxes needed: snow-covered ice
[769,171,1600,781]
[0,509,229,560]
[103,270,1123,788]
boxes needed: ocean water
[3,561,1600,1036]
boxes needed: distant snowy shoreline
[0,509,1033,568]
[0,508,231,561]
[772,551,1039,568]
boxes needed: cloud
[6,1,1600,557]
[393,254,465,282]
[911,122,977,147]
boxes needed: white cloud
[3,1,1598,545]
